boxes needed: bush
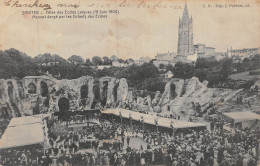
[249,71,260,75]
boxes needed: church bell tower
[177,3,194,56]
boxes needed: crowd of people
[0,145,44,165]
[0,110,259,166]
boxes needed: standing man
[121,135,125,148]
[127,136,130,146]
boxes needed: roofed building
[228,47,259,59]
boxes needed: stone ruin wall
[0,74,223,118]
[132,77,214,113]
[0,75,130,118]
[0,79,23,117]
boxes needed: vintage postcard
[0,0,259,165]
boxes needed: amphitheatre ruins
[1,74,258,120]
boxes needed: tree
[251,54,260,70]
[68,55,84,65]
[114,63,159,87]
[59,63,84,79]
[1,49,39,78]
[165,64,174,72]
[233,62,245,72]
[5,48,30,63]
[174,62,195,79]
[136,78,165,93]
[149,59,156,64]
[111,55,118,61]
[52,54,67,63]
[85,58,93,66]
[118,58,124,63]
[92,56,102,66]
[195,58,219,69]
[0,50,18,78]
[139,63,159,79]
[126,58,134,64]
[219,57,232,81]
[33,53,52,65]
[103,56,112,65]
[195,58,208,69]
[42,53,52,65]
[0,48,98,79]
[242,57,250,64]
[194,69,207,82]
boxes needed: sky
[0,0,259,60]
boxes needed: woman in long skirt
[141,153,146,166]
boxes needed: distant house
[38,61,59,66]
[153,60,169,68]
[153,60,175,68]
[155,52,175,61]
[159,68,167,72]
[159,73,165,79]
[165,70,174,79]
[215,52,228,61]
[232,68,238,73]
[112,61,128,67]
[134,57,151,66]
[97,65,112,70]
[228,47,260,59]
[232,56,242,64]
[134,60,144,66]
[90,66,98,70]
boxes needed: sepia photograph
[0,0,259,165]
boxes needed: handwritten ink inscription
[4,0,52,10]
[4,0,254,21]
[3,0,182,10]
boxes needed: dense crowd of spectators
[0,145,44,165]
[0,112,259,166]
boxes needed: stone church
[177,3,194,56]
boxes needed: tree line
[1,48,259,94]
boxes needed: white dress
[151,139,154,146]
[141,158,146,165]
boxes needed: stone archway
[93,84,100,101]
[40,81,49,97]
[80,84,88,99]
[0,88,3,99]
[113,83,119,102]
[7,81,21,117]
[80,84,89,107]
[58,97,70,111]
[101,81,109,107]
[7,81,14,99]
[91,84,100,109]
[0,107,10,118]
[170,83,177,99]
[28,82,36,94]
